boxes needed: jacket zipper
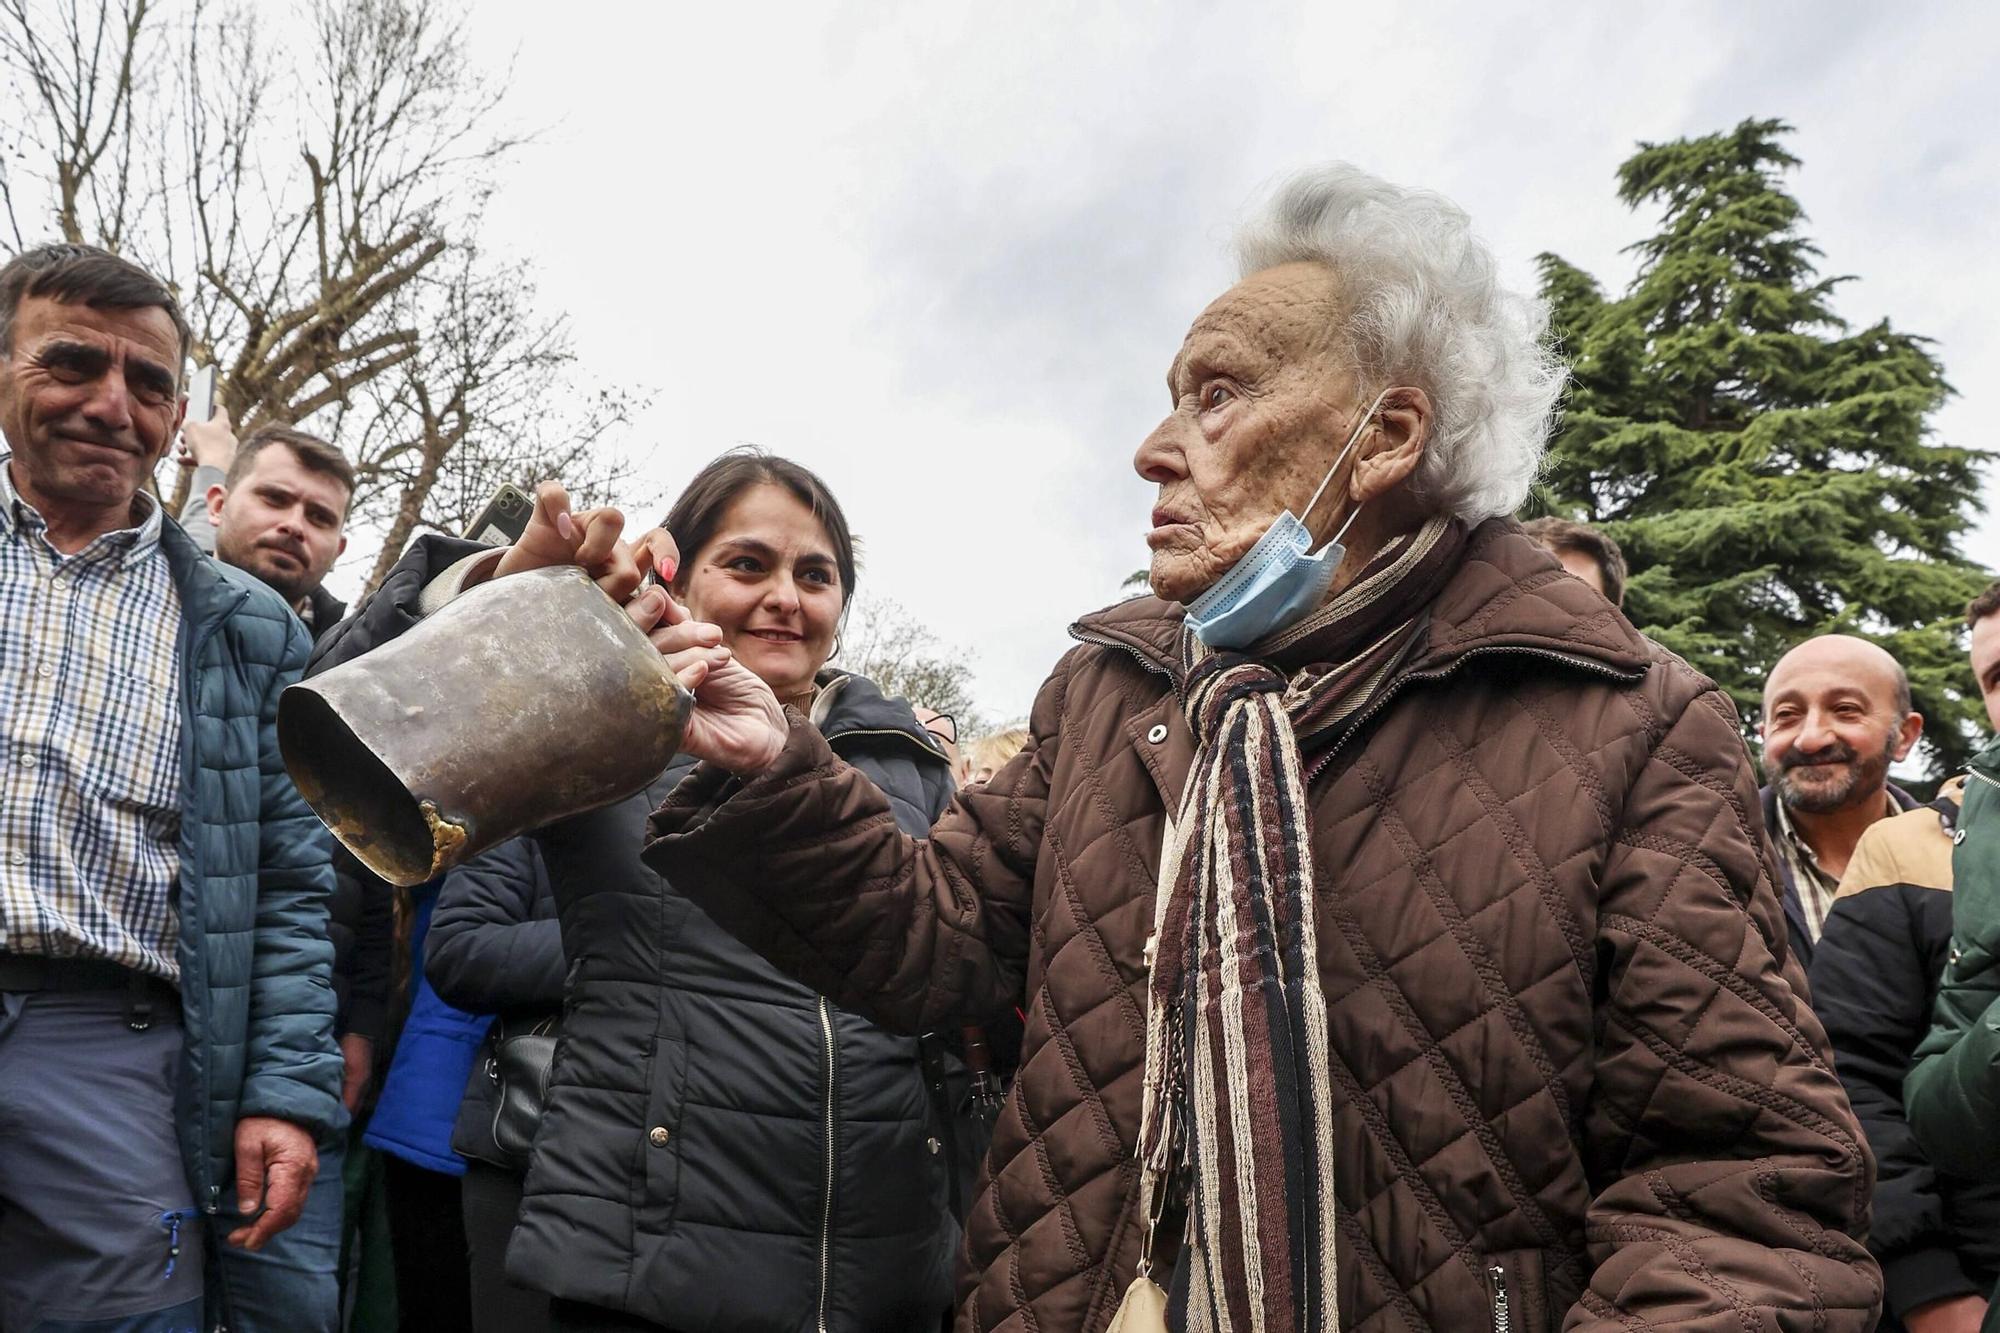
[1487,1262,1511,1333]
[1969,766,2000,796]
[1305,645,1643,784]
[827,726,950,763]
[815,996,839,1333]
[178,588,242,1216]
[1067,627,1181,695]
[1070,626,1641,784]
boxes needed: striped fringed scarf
[1137,515,1464,1332]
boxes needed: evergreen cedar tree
[1530,117,1993,777]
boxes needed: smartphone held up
[465,482,534,546]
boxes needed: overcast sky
[365,0,1999,724]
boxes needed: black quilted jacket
[296,584,394,1054]
[317,535,974,1331]
[426,836,564,1168]
[505,678,966,1331]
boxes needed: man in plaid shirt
[0,244,340,1330]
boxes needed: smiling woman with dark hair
[313,448,984,1333]
[506,449,978,1333]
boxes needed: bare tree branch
[4,0,631,589]
[845,596,987,731]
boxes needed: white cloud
[399,0,2000,721]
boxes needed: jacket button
[1147,724,1168,744]
[927,1137,941,1154]
[648,1126,671,1147]
[1955,828,1968,845]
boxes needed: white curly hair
[1234,164,1564,523]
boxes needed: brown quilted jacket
[646,522,1880,1332]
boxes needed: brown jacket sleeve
[643,652,1069,1034]
[1573,682,1881,1331]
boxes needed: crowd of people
[0,158,1996,1333]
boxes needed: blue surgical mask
[1184,388,1390,650]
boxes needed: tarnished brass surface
[279,565,693,885]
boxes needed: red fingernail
[663,557,677,581]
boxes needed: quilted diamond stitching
[1325,884,1570,1249]
[1356,753,1580,1140]
[676,531,1877,1331]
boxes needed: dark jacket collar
[1933,775,1965,831]
[305,583,348,645]
[1072,518,1653,683]
[811,669,952,764]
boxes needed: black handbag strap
[916,1031,965,1221]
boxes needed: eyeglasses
[923,712,958,745]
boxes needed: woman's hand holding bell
[480,479,789,775]
[490,480,679,607]
[630,579,788,776]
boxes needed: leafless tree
[0,0,151,249]
[1,0,633,588]
[843,594,986,733]
[348,253,644,589]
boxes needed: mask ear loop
[1299,386,1395,546]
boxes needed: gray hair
[1235,164,1564,523]
[0,243,192,375]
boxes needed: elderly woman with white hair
[630,165,1881,1331]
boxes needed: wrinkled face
[211,445,350,605]
[1135,262,1368,604]
[676,483,844,703]
[1762,639,1916,815]
[0,295,184,520]
[1972,612,2000,732]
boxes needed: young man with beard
[179,415,392,1332]
[179,413,350,634]
[1807,591,2000,1333]
[1759,633,1925,969]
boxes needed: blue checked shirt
[0,455,184,983]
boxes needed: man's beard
[1775,729,1898,815]
[219,532,315,605]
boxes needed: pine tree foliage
[1534,118,1993,775]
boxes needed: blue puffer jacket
[160,520,342,1213]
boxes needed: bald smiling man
[1759,633,1925,967]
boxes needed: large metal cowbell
[279,565,694,886]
